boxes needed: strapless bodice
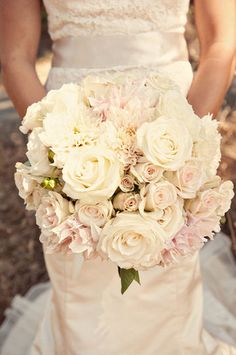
[43,0,190,40]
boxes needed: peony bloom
[98,212,167,269]
[136,116,192,171]
[156,89,201,140]
[62,146,123,201]
[192,114,221,177]
[53,214,101,258]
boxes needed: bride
[0,0,236,354]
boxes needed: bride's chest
[43,0,190,40]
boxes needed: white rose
[157,90,201,139]
[15,163,38,200]
[62,146,123,201]
[119,174,135,192]
[192,114,221,177]
[98,212,166,269]
[20,101,44,134]
[185,180,234,218]
[217,180,234,215]
[130,156,163,183]
[26,128,53,176]
[113,192,140,211]
[165,159,206,199]
[74,200,113,227]
[14,162,45,210]
[156,198,185,238]
[136,116,192,171]
[144,180,177,210]
[36,191,72,235]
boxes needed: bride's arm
[0,0,46,118]
[187,0,236,117]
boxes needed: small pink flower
[160,213,220,266]
[52,214,101,259]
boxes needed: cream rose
[74,200,113,227]
[165,159,206,199]
[130,157,163,183]
[119,174,135,192]
[98,212,166,269]
[20,101,44,134]
[36,191,72,235]
[136,116,192,171]
[156,198,185,238]
[144,180,177,210]
[14,162,45,210]
[217,181,234,215]
[26,128,53,176]
[113,192,140,212]
[185,180,234,218]
[62,146,123,201]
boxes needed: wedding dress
[1,1,236,354]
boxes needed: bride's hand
[0,0,46,118]
[187,0,236,118]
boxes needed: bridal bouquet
[15,70,234,293]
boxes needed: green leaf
[118,267,141,294]
[134,270,141,285]
[220,215,226,224]
[48,149,55,163]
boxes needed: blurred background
[0,6,235,324]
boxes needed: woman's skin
[187,0,236,117]
[0,0,235,119]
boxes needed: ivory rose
[98,212,166,269]
[19,101,44,134]
[165,159,206,199]
[130,157,163,183]
[119,174,135,192]
[113,192,140,212]
[14,162,45,210]
[74,200,113,227]
[144,180,177,210]
[156,198,185,237]
[136,116,192,171]
[62,146,122,201]
[185,180,234,218]
[36,191,72,235]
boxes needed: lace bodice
[43,0,190,40]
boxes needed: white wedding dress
[1,1,236,354]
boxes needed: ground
[0,11,235,324]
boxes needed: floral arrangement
[15,70,234,293]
